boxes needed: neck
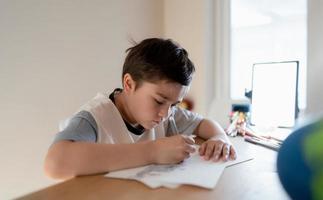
[114,91,136,124]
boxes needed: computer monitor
[250,61,299,128]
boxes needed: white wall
[0,0,163,198]
[163,0,211,116]
[307,0,323,115]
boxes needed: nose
[158,106,171,119]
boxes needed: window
[250,61,299,127]
[230,0,307,109]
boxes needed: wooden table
[16,137,289,200]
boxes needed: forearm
[194,119,228,141]
[44,140,154,179]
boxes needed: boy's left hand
[199,137,236,162]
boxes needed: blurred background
[1,0,322,198]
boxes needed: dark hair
[122,38,195,87]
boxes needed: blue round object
[277,122,315,200]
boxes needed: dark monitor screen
[250,61,299,128]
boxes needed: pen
[169,115,196,143]
[188,135,196,144]
[244,135,280,151]
[244,128,283,144]
[169,115,179,135]
[262,135,283,144]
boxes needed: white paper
[105,146,252,189]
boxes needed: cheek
[142,101,158,115]
[132,97,157,118]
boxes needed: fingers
[210,143,224,162]
[184,151,190,159]
[229,146,237,160]
[179,135,196,154]
[199,143,206,156]
[221,144,230,161]
[175,135,237,163]
[204,143,215,161]
[177,146,193,163]
[199,140,236,162]
[184,143,196,154]
[182,135,195,145]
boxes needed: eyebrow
[156,92,169,100]
[156,92,180,105]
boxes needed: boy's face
[126,79,189,129]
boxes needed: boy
[44,38,236,179]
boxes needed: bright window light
[230,0,307,110]
[250,62,299,127]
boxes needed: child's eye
[155,99,164,105]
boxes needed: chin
[143,123,157,129]
[145,124,156,129]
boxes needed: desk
[16,137,289,200]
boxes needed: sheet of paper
[105,146,252,189]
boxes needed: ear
[123,73,136,93]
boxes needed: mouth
[152,120,161,125]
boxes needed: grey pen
[169,112,196,143]
[169,114,179,135]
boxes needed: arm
[44,140,153,179]
[193,119,236,161]
[194,118,227,140]
[44,135,195,180]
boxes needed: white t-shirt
[54,92,203,144]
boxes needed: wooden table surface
[16,137,289,200]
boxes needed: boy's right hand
[150,135,196,164]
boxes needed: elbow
[43,143,76,180]
[44,156,72,180]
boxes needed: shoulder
[74,110,97,130]
[172,106,203,121]
[79,92,114,111]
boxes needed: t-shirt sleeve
[52,110,98,144]
[166,106,204,136]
